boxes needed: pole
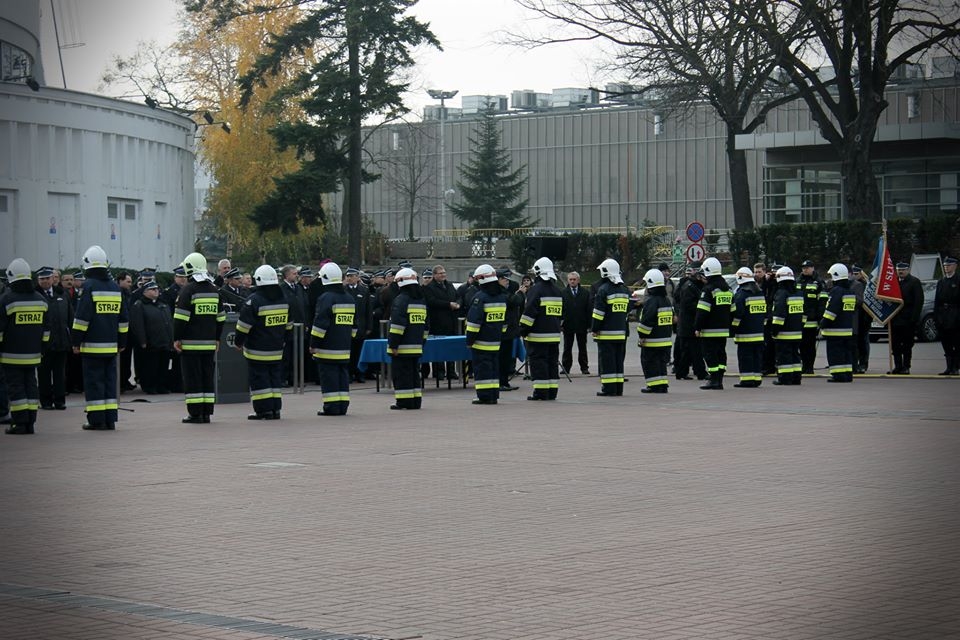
[882,219,894,374]
[50,0,67,88]
[439,97,446,236]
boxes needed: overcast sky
[38,0,614,114]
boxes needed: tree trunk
[725,129,754,230]
[346,1,363,266]
[840,139,882,222]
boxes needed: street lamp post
[428,89,458,237]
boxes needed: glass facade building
[352,76,958,239]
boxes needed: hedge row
[728,214,960,270]
[510,233,652,284]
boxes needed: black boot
[716,371,724,389]
[4,424,28,435]
[181,416,203,424]
[700,372,721,390]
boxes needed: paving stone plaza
[2,341,958,640]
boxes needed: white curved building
[0,1,195,272]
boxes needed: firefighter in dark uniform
[771,266,805,385]
[235,265,290,420]
[388,268,427,410]
[1,259,49,434]
[520,257,563,401]
[173,252,225,423]
[72,246,128,430]
[465,264,507,405]
[731,267,766,388]
[820,263,856,383]
[635,267,673,394]
[673,262,707,380]
[591,258,630,396]
[694,257,732,390]
[935,256,959,375]
[36,265,72,410]
[310,263,356,416]
[797,260,828,374]
[129,281,174,394]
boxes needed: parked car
[869,280,938,342]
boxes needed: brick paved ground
[1,341,958,640]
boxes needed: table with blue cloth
[359,335,526,391]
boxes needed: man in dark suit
[561,271,592,375]
[281,265,308,386]
[889,261,924,374]
[422,264,462,380]
[344,267,371,382]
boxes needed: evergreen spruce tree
[450,110,532,231]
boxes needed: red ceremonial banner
[876,239,902,303]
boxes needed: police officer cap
[143,281,159,291]
[360,274,372,286]
[422,268,433,277]
[384,268,396,276]
[345,267,360,276]
[173,265,186,276]
[687,260,702,270]
[36,266,55,278]
[298,267,314,277]
[73,271,85,279]
[373,270,386,278]
[139,268,156,279]
[801,259,814,268]
[496,267,512,278]
[851,265,862,274]
[943,256,957,265]
[224,267,241,280]
[398,261,413,269]
[896,261,910,269]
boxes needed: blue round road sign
[686,221,705,243]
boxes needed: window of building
[763,166,842,224]
[881,160,960,219]
[0,41,34,81]
[107,198,139,220]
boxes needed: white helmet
[828,263,849,281]
[701,257,722,277]
[395,267,419,287]
[598,258,623,284]
[643,268,665,288]
[735,267,754,285]
[6,258,31,283]
[319,262,343,285]
[181,252,207,277]
[533,257,556,281]
[82,245,109,270]
[474,263,498,285]
[776,266,795,282]
[254,264,278,286]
